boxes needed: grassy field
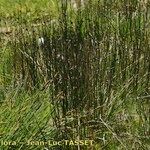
[0,0,150,150]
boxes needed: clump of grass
[1,0,150,149]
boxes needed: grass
[0,87,54,150]
[0,0,150,149]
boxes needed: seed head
[38,37,44,46]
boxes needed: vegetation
[0,0,150,149]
